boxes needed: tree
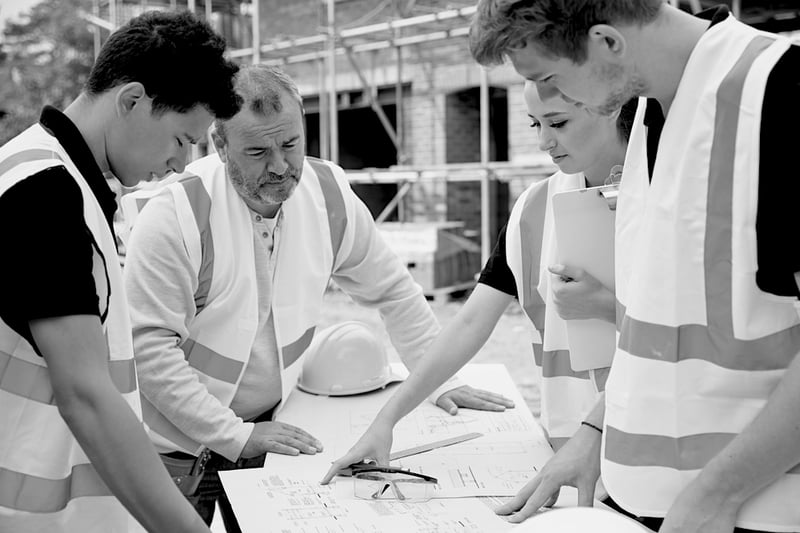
[0,0,94,145]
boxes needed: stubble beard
[593,62,647,116]
[227,159,300,205]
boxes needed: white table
[221,364,577,532]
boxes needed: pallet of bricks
[378,221,482,300]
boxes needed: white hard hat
[297,321,403,396]
[513,507,648,532]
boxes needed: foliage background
[0,0,94,145]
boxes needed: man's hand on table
[320,418,394,485]
[240,421,323,458]
[435,385,515,415]
[496,424,602,523]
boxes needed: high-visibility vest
[604,16,800,530]
[0,124,142,532]
[122,154,351,456]
[505,171,607,450]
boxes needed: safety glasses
[352,466,438,503]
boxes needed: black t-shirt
[481,7,800,299]
[477,224,518,297]
[0,106,119,353]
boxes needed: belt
[158,405,276,496]
[161,448,211,496]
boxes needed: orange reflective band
[180,339,243,384]
[0,463,111,513]
[282,326,315,368]
[0,350,136,404]
[605,425,800,474]
[178,175,214,313]
[518,181,549,331]
[0,149,62,178]
[308,158,347,260]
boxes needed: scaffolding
[80,0,531,264]
[79,0,800,266]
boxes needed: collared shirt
[0,106,119,352]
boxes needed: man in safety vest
[469,1,800,532]
[0,11,239,533]
[122,64,514,531]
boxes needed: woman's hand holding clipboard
[550,185,617,372]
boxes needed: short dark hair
[470,0,662,66]
[215,64,303,142]
[86,10,240,119]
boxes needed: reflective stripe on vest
[615,35,786,374]
[308,157,347,260]
[605,26,800,525]
[516,180,590,384]
[282,326,315,369]
[0,350,136,403]
[605,426,800,474]
[509,176,602,449]
[177,161,347,385]
[180,339,242,384]
[0,464,111,513]
[0,131,138,527]
[135,197,149,213]
[532,345,590,380]
[618,306,800,371]
[517,180,548,331]
[616,36,800,373]
[179,175,215,313]
[0,148,62,178]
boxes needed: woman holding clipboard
[323,83,635,516]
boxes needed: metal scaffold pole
[479,67,491,265]
[92,0,101,59]
[326,0,338,164]
[252,0,260,64]
[318,58,330,161]
[395,34,405,165]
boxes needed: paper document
[219,470,514,533]
[551,186,617,371]
[270,364,543,461]
[394,434,553,497]
[221,366,551,531]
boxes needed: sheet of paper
[270,364,545,467]
[393,434,553,497]
[219,470,514,533]
[362,402,541,452]
[223,365,562,529]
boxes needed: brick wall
[445,89,481,164]
[406,93,446,166]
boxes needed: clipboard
[551,185,617,372]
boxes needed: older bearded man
[122,64,514,532]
